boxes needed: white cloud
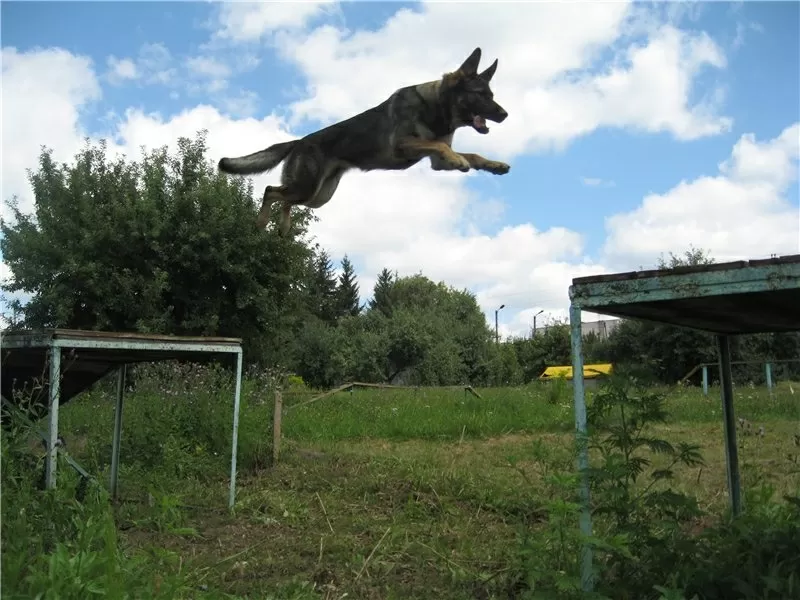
[137,42,176,85]
[104,42,176,87]
[220,89,261,118]
[274,2,731,160]
[185,55,231,79]
[603,123,800,266]
[107,56,139,83]
[214,1,337,42]
[1,47,102,220]
[102,42,263,116]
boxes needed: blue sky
[2,1,799,335]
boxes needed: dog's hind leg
[257,185,286,229]
[279,202,293,236]
[277,166,346,235]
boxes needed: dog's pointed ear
[479,58,498,82]
[458,47,482,75]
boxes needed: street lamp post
[495,304,505,345]
[533,309,544,336]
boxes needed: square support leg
[570,304,593,592]
[765,362,773,396]
[46,345,61,490]
[110,365,126,499]
[702,365,709,395]
[228,350,244,510]
[717,334,742,516]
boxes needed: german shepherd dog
[218,47,509,235]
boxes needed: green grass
[4,367,800,599]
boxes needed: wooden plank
[2,328,242,345]
[286,381,485,412]
[572,254,799,285]
[287,383,354,411]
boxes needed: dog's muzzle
[472,105,508,134]
[489,106,508,123]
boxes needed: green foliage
[669,486,800,600]
[506,375,800,600]
[587,378,705,599]
[506,440,592,599]
[545,376,570,405]
[1,133,314,365]
[335,255,361,318]
[369,267,397,316]
[1,420,191,599]
[292,272,495,387]
[304,247,339,325]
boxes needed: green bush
[506,377,800,600]
[0,419,191,599]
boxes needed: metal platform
[567,253,800,592]
[0,328,244,509]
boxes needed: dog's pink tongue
[473,115,487,129]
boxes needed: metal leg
[702,365,708,395]
[717,335,742,516]
[46,346,61,490]
[570,304,593,592]
[765,362,773,396]
[110,365,126,499]
[229,350,244,510]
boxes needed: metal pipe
[229,350,244,510]
[702,365,708,395]
[765,362,773,395]
[533,309,544,336]
[46,346,61,490]
[570,304,593,592]
[110,365,126,499]
[717,334,742,516]
[494,304,505,345]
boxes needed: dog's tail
[218,140,297,175]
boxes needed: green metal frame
[1,330,244,509]
[567,255,800,592]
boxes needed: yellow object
[539,363,613,380]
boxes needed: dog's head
[444,47,508,134]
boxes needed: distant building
[579,318,621,339]
[532,318,621,340]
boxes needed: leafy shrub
[1,418,190,599]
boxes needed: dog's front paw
[448,154,471,172]
[484,161,510,175]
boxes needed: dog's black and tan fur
[218,47,509,235]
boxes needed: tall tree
[306,248,339,325]
[0,132,314,364]
[335,255,361,318]
[369,267,396,316]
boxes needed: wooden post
[272,390,283,465]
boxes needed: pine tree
[369,267,397,316]
[308,249,338,324]
[336,255,361,318]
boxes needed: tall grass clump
[58,361,281,491]
[0,416,191,599]
[507,375,800,600]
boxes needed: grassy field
[3,366,799,599]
